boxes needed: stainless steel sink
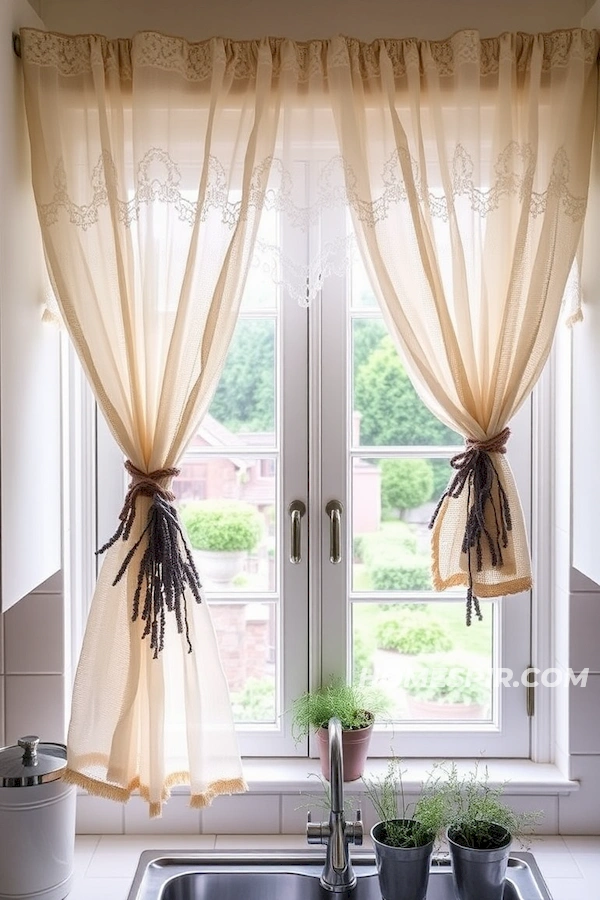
[126,850,554,900]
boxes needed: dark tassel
[97,461,202,657]
[429,428,511,625]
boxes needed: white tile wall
[559,756,600,834]
[569,674,600,754]
[76,793,125,835]
[503,794,559,836]
[569,593,600,673]
[201,793,280,834]
[4,673,66,746]
[124,794,201,835]
[4,592,64,674]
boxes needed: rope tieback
[429,427,512,625]
[97,461,202,657]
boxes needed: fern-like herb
[442,761,542,850]
[364,758,449,849]
[291,678,389,741]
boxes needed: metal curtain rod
[13,33,21,58]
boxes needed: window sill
[236,757,579,796]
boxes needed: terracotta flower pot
[406,697,485,721]
[316,716,374,781]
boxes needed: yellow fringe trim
[189,778,249,809]
[566,308,583,327]
[430,499,532,598]
[61,765,248,818]
[61,768,133,803]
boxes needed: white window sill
[236,757,579,796]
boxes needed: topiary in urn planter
[180,500,262,584]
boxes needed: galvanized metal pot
[447,824,511,900]
[371,819,434,900]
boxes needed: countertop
[70,833,600,900]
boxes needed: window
[91,207,534,760]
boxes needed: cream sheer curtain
[330,30,599,616]
[20,30,291,816]
[20,27,599,814]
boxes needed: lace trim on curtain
[21,28,598,81]
[37,144,589,232]
[36,142,589,312]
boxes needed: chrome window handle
[288,500,306,564]
[325,500,343,564]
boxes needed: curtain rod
[13,33,21,58]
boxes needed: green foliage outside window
[375,613,453,655]
[353,331,458,450]
[381,458,434,517]
[181,500,262,552]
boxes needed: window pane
[175,459,277,593]
[352,601,493,722]
[349,257,379,310]
[352,456,453,592]
[352,317,461,447]
[208,316,276,443]
[210,601,277,724]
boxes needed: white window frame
[65,256,557,766]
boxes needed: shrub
[403,662,489,706]
[370,560,431,591]
[181,500,262,552]
[375,614,453,655]
[230,677,275,723]
[380,459,434,517]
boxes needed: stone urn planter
[180,500,262,586]
[194,549,246,584]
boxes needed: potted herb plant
[443,763,542,900]
[364,758,448,900]
[291,679,389,781]
[180,499,262,584]
[403,661,489,720]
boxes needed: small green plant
[291,678,389,740]
[375,614,453,655]
[181,500,262,552]
[364,758,449,849]
[443,762,542,849]
[403,662,489,706]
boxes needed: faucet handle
[347,808,364,846]
[307,810,326,845]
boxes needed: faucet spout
[306,716,363,892]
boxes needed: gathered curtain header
[20,27,598,83]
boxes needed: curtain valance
[21,28,599,81]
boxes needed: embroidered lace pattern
[36,143,588,234]
[20,28,599,82]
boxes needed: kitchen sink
[126,850,554,900]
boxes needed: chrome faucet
[306,717,363,892]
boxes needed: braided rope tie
[97,460,202,657]
[430,427,512,625]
